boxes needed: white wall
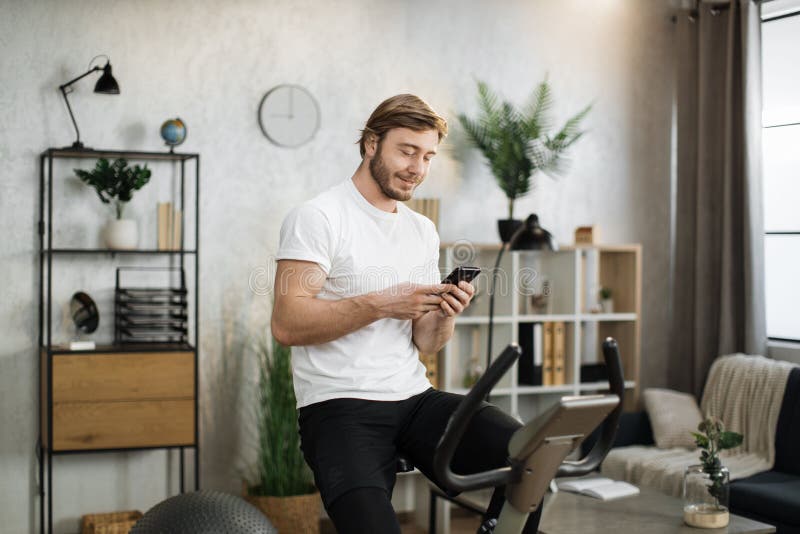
[0,0,677,531]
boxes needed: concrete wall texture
[0,1,677,531]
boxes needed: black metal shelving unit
[37,148,200,534]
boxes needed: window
[762,2,800,341]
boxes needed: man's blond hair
[358,94,448,157]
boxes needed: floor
[400,514,483,533]
[321,511,483,534]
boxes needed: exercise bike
[433,337,625,534]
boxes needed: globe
[160,118,187,149]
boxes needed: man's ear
[364,133,378,158]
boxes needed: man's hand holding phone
[438,267,480,318]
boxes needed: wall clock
[257,84,320,148]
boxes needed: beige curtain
[670,0,767,397]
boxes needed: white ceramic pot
[600,298,614,314]
[105,219,138,250]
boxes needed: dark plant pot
[497,219,523,243]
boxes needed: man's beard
[369,145,418,202]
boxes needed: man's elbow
[271,315,294,346]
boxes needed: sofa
[589,365,800,533]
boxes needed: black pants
[298,388,542,533]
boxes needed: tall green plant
[458,79,590,220]
[249,339,314,497]
[74,158,151,219]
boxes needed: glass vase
[683,464,730,528]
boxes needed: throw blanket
[602,354,796,497]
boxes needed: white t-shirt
[276,178,441,408]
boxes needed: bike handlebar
[432,344,522,492]
[556,337,624,477]
[432,338,625,493]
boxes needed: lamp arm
[485,243,508,401]
[59,66,101,149]
[60,86,82,147]
[59,65,102,91]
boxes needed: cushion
[643,388,702,449]
[730,470,800,527]
[774,367,800,475]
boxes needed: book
[557,477,639,501]
[171,208,182,250]
[542,322,554,386]
[157,202,171,250]
[552,321,566,385]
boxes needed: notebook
[557,477,640,501]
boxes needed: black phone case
[442,267,480,285]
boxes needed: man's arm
[412,281,475,354]
[271,259,450,346]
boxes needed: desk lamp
[59,55,120,149]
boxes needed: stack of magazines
[114,267,188,344]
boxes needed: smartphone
[441,266,481,285]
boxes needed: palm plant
[458,79,590,220]
[248,338,314,497]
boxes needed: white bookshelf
[437,243,642,419]
[413,243,641,532]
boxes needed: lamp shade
[94,61,120,94]
[508,214,558,251]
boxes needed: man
[272,94,541,533]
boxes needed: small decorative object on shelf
[69,291,99,351]
[160,118,187,152]
[599,287,614,313]
[528,279,551,314]
[574,225,599,245]
[114,267,188,345]
[683,417,743,528]
[74,158,152,249]
[458,79,590,243]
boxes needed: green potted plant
[74,157,151,249]
[458,79,590,242]
[599,287,613,313]
[244,338,320,533]
[683,417,743,528]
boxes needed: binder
[518,322,543,385]
[553,321,566,385]
[542,322,554,386]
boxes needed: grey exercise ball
[130,491,277,534]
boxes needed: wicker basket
[244,491,321,534]
[81,510,143,534]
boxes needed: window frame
[761,7,800,342]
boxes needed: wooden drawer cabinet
[42,350,196,452]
